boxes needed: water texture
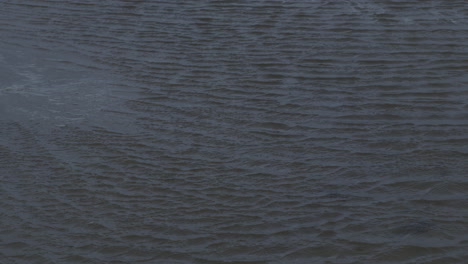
[1,1,468,263]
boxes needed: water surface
[1,1,468,263]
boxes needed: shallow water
[1,1,468,263]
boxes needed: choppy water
[1,1,468,263]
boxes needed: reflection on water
[1,1,468,263]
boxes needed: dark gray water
[1,1,468,263]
